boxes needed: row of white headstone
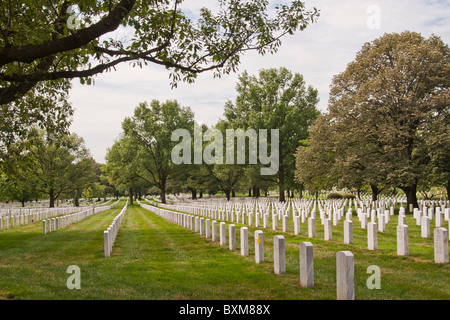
[0,199,121,231]
[104,201,128,258]
[42,208,93,234]
[42,198,122,235]
[139,201,356,300]
[155,198,449,264]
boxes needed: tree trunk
[232,190,235,198]
[191,189,197,200]
[253,186,260,198]
[199,191,203,198]
[446,179,450,201]
[225,190,231,201]
[400,184,419,213]
[160,186,166,204]
[49,188,55,208]
[128,187,134,205]
[278,167,285,202]
[370,185,379,202]
[357,189,361,201]
[298,186,303,199]
[248,189,252,197]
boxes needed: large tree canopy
[296,31,449,207]
[122,99,195,204]
[224,67,320,202]
[0,0,319,105]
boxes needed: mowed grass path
[0,201,449,300]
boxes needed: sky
[68,0,450,164]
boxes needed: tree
[224,67,320,202]
[0,80,73,170]
[426,110,450,199]
[104,135,144,205]
[0,0,320,105]
[27,130,95,207]
[321,31,449,209]
[122,99,195,204]
[295,133,336,198]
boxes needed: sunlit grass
[0,202,448,300]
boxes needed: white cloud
[68,0,450,163]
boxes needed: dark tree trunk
[128,187,133,205]
[160,187,166,204]
[199,191,203,198]
[298,186,303,199]
[191,189,197,200]
[370,185,379,202]
[248,189,252,197]
[279,167,285,202]
[49,188,55,208]
[446,179,450,201]
[225,190,231,201]
[400,184,419,213]
[253,186,260,198]
[232,190,235,198]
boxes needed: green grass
[0,201,448,300]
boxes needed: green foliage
[224,67,320,201]
[296,31,450,207]
[25,129,96,207]
[0,0,320,104]
[326,192,342,199]
[121,99,195,203]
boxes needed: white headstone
[397,224,409,256]
[361,213,367,230]
[294,215,300,235]
[324,219,332,241]
[195,216,199,233]
[421,216,430,238]
[229,224,236,250]
[255,230,264,263]
[308,217,315,238]
[240,227,248,256]
[336,251,355,300]
[205,219,211,238]
[368,222,377,250]
[435,208,442,228]
[274,235,285,274]
[212,220,218,241]
[299,242,314,288]
[378,214,385,232]
[434,228,449,264]
[104,231,110,258]
[220,222,226,246]
[272,214,277,230]
[344,220,353,244]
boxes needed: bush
[327,192,343,199]
[343,194,356,199]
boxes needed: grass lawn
[0,200,448,300]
